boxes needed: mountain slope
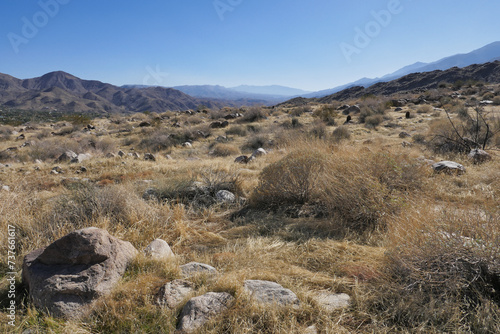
[279,61,500,106]
[306,41,500,98]
[0,71,223,114]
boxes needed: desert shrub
[226,125,248,137]
[281,117,302,129]
[412,133,426,144]
[251,150,327,207]
[380,206,500,332]
[364,115,384,128]
[28,137,81,161]
[331,126,350,142]
[239,106,267,123]
[139,129,176,152]
[152,167,242,208]
[250,147,424,233]
[309,121,327,139]
[313,105,337,125]
[211,143,240,157]
[209,109,227,120]
[290,105,312,116]
[46,183,132,228]
[241,134,271,151]
[417,105,433,114]
[493,96,500,105]
[0,125,12,141]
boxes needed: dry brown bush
[210,143,240,157]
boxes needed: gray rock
[180,262,217,278]
[144,239,174,259]
[346,104,361,114]
[71,153,91,164]
[117,150,125,157]
[251,148,267,158]
[1,185,10,192]
[314,292,351,311]
[182,142,193,148]
[304,325,318,334]
[155,279,195,308]
[22,227,138,318]
[128,152,140,159]
[399,131,411,138]
[144,153,156,161]
[106,152,117,158]
[468,149,492,164]
[215,190,236,203]
[234,155,249,164]
[142,188,159,200]
[431,161,466,174]
[243,280,299,306]
[55,150,77,163]
[177,292,234,333]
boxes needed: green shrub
[313,105,337,125]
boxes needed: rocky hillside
[281,61,500,106]
[0,71,225,114]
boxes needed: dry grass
[0,94,499,333]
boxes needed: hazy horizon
[2,0,500,91]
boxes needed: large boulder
[22,227,138,318]
[431,161,466,175]
[313,292,351,311]
[155,279,195,308]
[243,280,299,306]
[177,292,234,333]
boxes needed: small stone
[314,292,351,311]
[399,131,411,138]
[243,280,299,306]
[155,279,195,308]
[144,239,174,259]
[215,190,236,203]
[180,262,217,278]
[468,149,492,164]
[177,292,234,333]
[144,153,156,161]
[432,161,466,175]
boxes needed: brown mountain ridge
[0,71,225,114]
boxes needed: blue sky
[1,0,500,91]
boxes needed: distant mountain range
[0,71,235,114]
[280,61,500,107]
[304,41,500,98]
[121,84,311,105]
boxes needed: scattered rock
[314,292,351,311]
[210,121,229,129]
[165,154,173,160]
[401,141,413,148]
[117,150,125,157]
[395,107,403,112]
[468,149,491,164]
[144,153,156,161]
[180,262,217,278]
[234,155,250,164]
[1,185,10,192]
[177,292,234,333]
[144,239,174,259]
[16,134,26,141]
[128,152,140,159]
[432,161,466,175]
[405,111,411,119]
[182,142,193,148]
[343,115,352,125]
[304,325,318,334]
[106,152,117,158]
[139,121,151,127]
[251,148,267,158]
[155,279,195,308]
[399,131,411,138]
[55,150,78,163]
[142,188,158,200]
[243,280,299,306]
[22,227,138,318]
[51,166,63,174]
[71,153,91,164]
[346,104,361,114]
[215,190,236,203]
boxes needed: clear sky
[1,0,500,91]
